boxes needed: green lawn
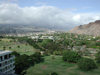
[26,55,100,75]
[0,38,38,55]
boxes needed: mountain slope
[0,24,49,35]
[69,20,100,36]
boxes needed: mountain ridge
[69,20,100,36]
[0,24,49,35]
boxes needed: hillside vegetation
[0,33,100,75]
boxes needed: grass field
[26,55,100,75]
[0,38,38,55]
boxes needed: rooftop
[0,72,15,75]
[0,50,12,56]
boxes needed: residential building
[0,50,15,74]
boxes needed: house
[0,50,15,74]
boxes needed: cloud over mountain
[0,3,100,30]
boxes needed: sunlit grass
[26,55,100,75]
[0,38,37,55]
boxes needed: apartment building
[0,50,15,74]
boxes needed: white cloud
[73,15,80,22]
[0,3,100,29]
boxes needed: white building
[31,36,39,39]
[40,36,54,40]
[0,50,15,74]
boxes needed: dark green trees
[30,52,44,64]
[78,58,97,71]
[12,51,44,75]
[62,51,81,63]
[15,54,31,74]
[51,72,58,75]
[95,51,100,63]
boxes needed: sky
[13,0,100,13]
[0,0,100,30]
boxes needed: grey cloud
[0,3,100,30]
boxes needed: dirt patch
[41,65,48,70]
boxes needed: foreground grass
[0,38,37,55]
[26,55,100,75]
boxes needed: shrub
[95,51,100,63]
[3,46,6,50]
[78,58,97,71]
[30,52,44,63]
[12,51,20,57]
[62,50,81,63]
[9,47,11,49]
[51,72,58,75]
[17,45,20,48]
[53,51,62,55]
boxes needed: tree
[95,51,100,63]
[17,45,20,48]
[51,72,58,75]
[78,58,97,71]
[3,46,6,50]
[9,47,11,49]
[40,39,59,53]
[15,54,31,74]
[0,36,3,38]
[27,38,40,49]
[13,51,44,75]
[12,51,20,57]
[96,42,100,46]
[62,50,81,63]
[30,52,44,63]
